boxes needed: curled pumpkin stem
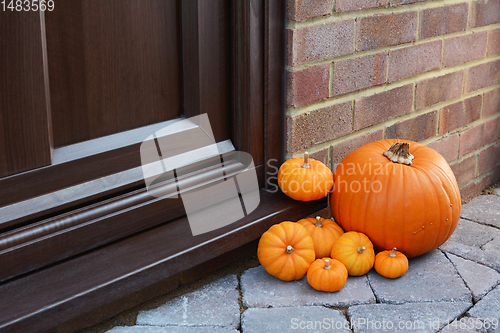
[286,245,294,254]
[357,246,366,254]
[383,142,414,166]
[302,152,310,169]
[324,259,331,270]
[315,216,322,227]
[389,247,397,258]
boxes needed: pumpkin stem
[286,245,294,254]
[323,259,331,270]
[383,142,414,166]
[315,216,323,227]
[302,152,310,169]
[357,246,365,254]
[389,247,397,258]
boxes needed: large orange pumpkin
[330,139,461,258]
[278,152,333,201]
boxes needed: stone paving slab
[438,318,487,333]
[241,306,350,333]
[135,274,240,329]
[347,301,472,333]
[445,219,499,247]
[446,253,500,302]
[241,265,375,308]
[439,219,500,272]
[367,250,471,304]
[461,195,500,228]
[467,285,500,332]
[106,326,239,333]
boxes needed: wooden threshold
[0,190,326,333]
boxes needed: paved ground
[102,190,500,333]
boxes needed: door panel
[45,0,182,147]
[0,11,52,178]
[181,0,231,143]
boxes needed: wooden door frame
[0,1,328,331]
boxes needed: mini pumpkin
[307,258,348,292]
[330,140,461,258]
[278,152,333,201]
[257,222,315,281]
[331,231,375,276]
[374,247,409,279]
[298,216,344,258]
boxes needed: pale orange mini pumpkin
[330,140,461,258]
[374,248,409,279]
[331,231,375,276]
[278,152,333,201]
[307,258,348,292]
[298,216,344,259]
[257,222,315,281]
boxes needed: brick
[478,143,500,175]
[309,149,329,166]
[286,102,352,152]
[354,84,414,130]
[439,95,482,134]
[451,156,477,186]
[483,87,500,117]
[287,19,355,66]
[443,31,488,67]
[464,59,500,94]
[388,40,442,82]
[332,52,387,96]
[336,0,387,13]
[390,0,438,6]
[488,29,500,56]
[470,0,500,28]
[331,130,384,167]
[286,64,330,107]
[356,11,417,51]
[427,133,460,162]
[459,118,500,156]
[385,110,438,142]
[420,3,468,39]
[460,173,494,201]
[416,71,464,109]
[287,0,333,21]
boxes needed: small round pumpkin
[278,152,333,201]
[330,140,461,258]
[374,247,409,279]
[298,216,344,258]
[257,222,315,281]
[331,231,375,276]
[307,258,348,292]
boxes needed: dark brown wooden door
[0,1,292,331]
[1,0,233,178]
[0,0,269,283]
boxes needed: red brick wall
[286,0,500,200]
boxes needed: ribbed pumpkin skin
[330,139,461,258]
[257,222,315,281]
[298,217,344,258]
[331,231,375,276]
[278,157,333,201]
[307,258,348,292]
[374,249,409,279]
